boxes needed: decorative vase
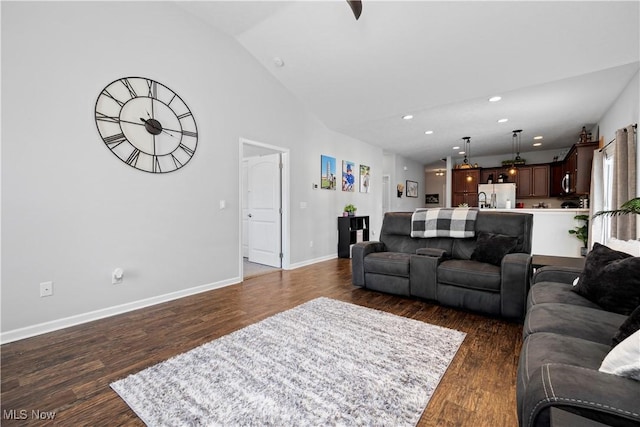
[348,212,355,217]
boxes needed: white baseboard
[0,277,241,344]
[286,254,337,270]
[1,255,339,344]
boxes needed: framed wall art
[321,155,336,190]
[359,164,370,193]
[406,180,418,198]
[342,160,355,192]
[425,193,440,204]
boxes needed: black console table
[338,216,369,258]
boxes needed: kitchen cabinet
[549,162,565,197]
[452,169,480,207]
[516,164,549,198]
[551,142,598,195]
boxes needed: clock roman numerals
[103,133,127,148]
[101,89,125,107]
[95,112,120,123]
[170,153,184,169]
[126,148,141,166]
[120,78,138,99]
[96,77,197,173]
[147,79,157,98]
[177,143,195,157]
[152,155,162,173]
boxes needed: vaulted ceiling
[179,1,639,165]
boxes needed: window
[601,145,615,242]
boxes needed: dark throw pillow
[612,304,640,348]
[572,243,640,315]
[470,232,518,266]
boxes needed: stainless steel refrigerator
[477,183,516,209]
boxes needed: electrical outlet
[309,240,314,247]
[40,281,53,297]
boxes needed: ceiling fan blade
[347,0,362,20]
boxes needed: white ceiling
[179,1,639,165]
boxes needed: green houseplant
[593,197,640,218]
[569,214,589,256]
[344,204,357,216]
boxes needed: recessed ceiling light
[488,96,502,102]
[424,130,434,135]
[534,135,543,140]
[458,151,465,155]
[497,118,509,123]
[453,146,460,150]
[533,142,542,147]
[402,115,414,120]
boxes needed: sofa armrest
[410,251,447,300]
[521,363,640,427]
[416,247,449,258]
[351,241,386,286]
[532,266,583,286]
[500,253,531,320]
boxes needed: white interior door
[247,153,282,267]
[241,160,249,258]
[382,174,391,213]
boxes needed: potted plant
[593,197,640,218]
[569,214,589,256]
[344,204,357,217]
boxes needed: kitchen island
[483,208,589,257]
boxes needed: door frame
[239,138,290,277]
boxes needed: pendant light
[460,137,472,169]
[459,136,475,182]
[508,130,522,176]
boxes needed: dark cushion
[437,259,501,292]
[470,232,518,266]
[612,304,640,348]
[572,243,640,315]
[518,332,610,385]
[524,303,626,345]
[363,252,411,277]
[527,282,601,311]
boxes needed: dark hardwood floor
[1,259,523,426]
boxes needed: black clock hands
[139,118,178,138]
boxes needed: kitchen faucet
[478,192,487,208]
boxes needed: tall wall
[0,2,383,339]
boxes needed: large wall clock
[95,77,198,173]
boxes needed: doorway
[240,138,289,279]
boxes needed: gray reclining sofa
[352,210,533,319]
[517,258,640,427]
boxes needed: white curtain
[611,125,637,240]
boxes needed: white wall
[597,70,639,148]
[384,153,425,212]
[0,2,383,339]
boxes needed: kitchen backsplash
[516,197,584,209]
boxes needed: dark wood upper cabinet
[516,164,549,198]
[451,169,480,207]
[549,142,597,196]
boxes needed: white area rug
[111,297,466,426]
